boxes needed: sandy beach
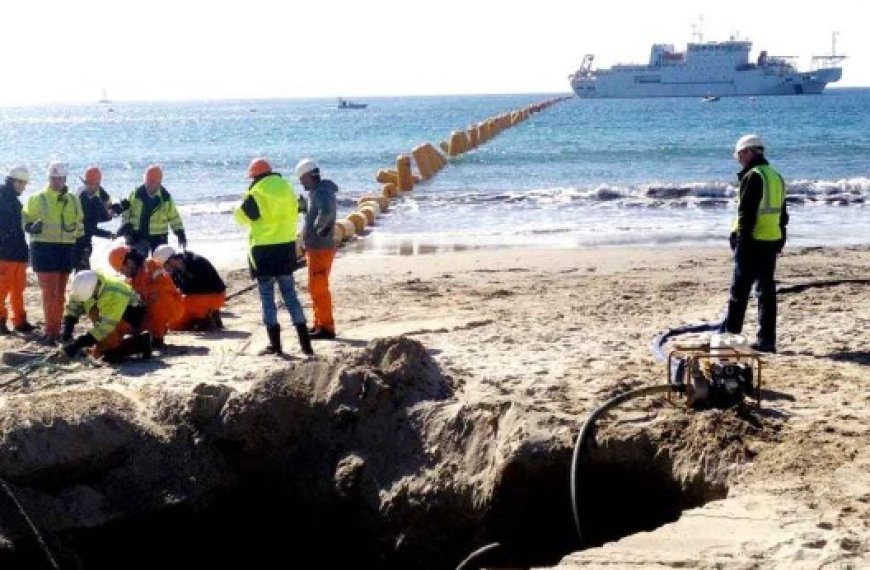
[1,243,868,568]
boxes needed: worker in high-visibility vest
[720,134,789,353]
[108,245,183,349]
[23,162,84,344]
[61,270,152,363]
[118,164,186,255]
[233,158,313,357]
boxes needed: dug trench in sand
[0,245,869,568]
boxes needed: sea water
[1,91,867,266]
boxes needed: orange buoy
[359,205,378,225]
[359,195,390,211]
[334,222,346,242]
[337,219,356,241]
[382,183,399,198]
[423,143,446,170]
[347,212,367,233]
[376,169,399,184]
[467,126,479,149]
[448,131,470,156]
[412,145,435,180]
[396,154,413,192]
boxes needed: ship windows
[635,75,661,83]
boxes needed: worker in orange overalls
[109,245,182,349]
[153,245,226,331]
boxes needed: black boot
[103,332,153,363]
[0,321,9,336]
[295,324,314,356]
[259,325,282,355]
[14,321,36,333]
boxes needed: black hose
[570,384,672,545]
[455,541,503,570]
[0,476,61,569]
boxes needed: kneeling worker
[61,270,152,363]
[109,245,182,349]
[153,245,227,330]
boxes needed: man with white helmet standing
[720,134,789,353]
[23,162,84,344]
[295,158,338,340]
[0,166,36,334]
[234,158,313,357]
[61,269,152,363]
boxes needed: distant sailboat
[99,88,111,104]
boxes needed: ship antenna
[831,31,839,56]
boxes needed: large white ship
[569,36,845,98]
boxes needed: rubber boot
[258,325,282,356]
[14,321,36,333]
[295,324,314,356]
[103,332,153,364]
[0,321,9,336]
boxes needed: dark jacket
[79,186,114,243]
[735,156,789,249]
[170,252,226,295]
[0,182,28,262]
[303,179,338,250]
[239,173,299,278]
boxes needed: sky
[2,0,867,105]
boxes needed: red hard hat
[144,164,163,186]
[108,245,131,273]
[247,158,272,179]
[83,166,102,185]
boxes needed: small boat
[338,98,367,109]
[99,88,111,104]
[701,95,720,102]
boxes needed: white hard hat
[152,244,177,263]
[69,270,100,302]
[294,158,319,179]
[48,161,69,178]
[734,134,764,158]
[7,165,30,183]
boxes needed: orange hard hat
[247,158,272,179]
[83,166,102,185]
[108,245,131,273]
[144,164,163,186]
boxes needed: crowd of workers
[0,133,786,363]
[0,157,338,362]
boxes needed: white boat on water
[569,34,845,99]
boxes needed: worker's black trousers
[721,244,778,346]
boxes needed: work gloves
[61,316,78,343]
[63,333,97,358]
[117,223,134,239]
[175,230,188,249]
[298,195,308,213]
[24,220,44,235]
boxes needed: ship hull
[572,67,842,98]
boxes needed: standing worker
[720,134,789,353]
[295,158,338,340]
[0,166,36,334]
[118,164,187,256]
[108,245,182,349]
[76,165,123,270]
[234,158,313,357]
[61,270,152,363]
[23,162,83,344]
[152,245,226,331]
